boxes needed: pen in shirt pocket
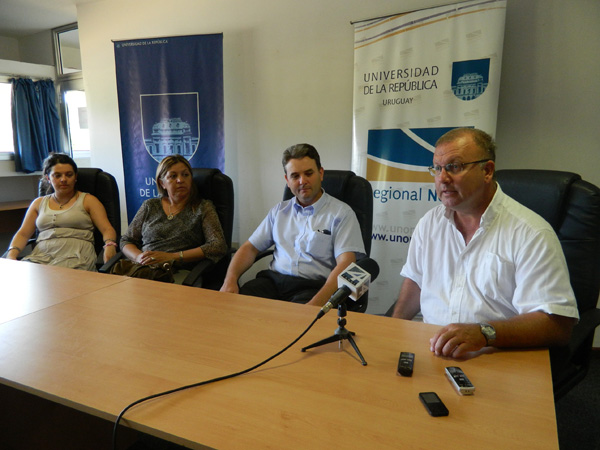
[317,229,331,235]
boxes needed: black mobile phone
[419,392,449,417]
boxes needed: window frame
[52,22,82,81]
[0,79,14,161]
[53,22,89,158]
[58,78,91,158]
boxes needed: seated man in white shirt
[391,127,579,358]
[220,143,365,307]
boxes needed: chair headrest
[496,169,581,231]
[192,168,221,199]
[38,167,104,196]
[283,170,356,200]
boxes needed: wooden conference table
[0,259,559,449]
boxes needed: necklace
[53,192,77,209]
[167,202,184,220]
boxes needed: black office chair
[253,170,376,312]
[72,168,121,259]
[182,168,234,289]
[101,168,234,290]
[2,168,121,266]
[495,169,600,399]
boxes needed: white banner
[352,0,507,314]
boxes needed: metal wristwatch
[479,323,496,346]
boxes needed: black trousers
[239,270,324,304]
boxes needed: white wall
[0,31,54,65]
[18,30,54,66]
[77,0,461,242]
[496,0,600,186]
[0,59,55,87]
[77,0,600,328]
[77,0,600,239]
[0,36,20,61]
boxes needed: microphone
[317,258,379,319]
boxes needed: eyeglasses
[428,159,491,177]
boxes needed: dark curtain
[10,78,62,173]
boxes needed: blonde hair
[155,155,200,207]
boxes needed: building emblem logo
[451,58,490,101]
[140,92,200,162]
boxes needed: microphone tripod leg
[345,332,367,366]
[301,334,342,352]
[301,327,367,366]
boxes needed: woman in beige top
[5,153,117,271]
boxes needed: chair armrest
[568,308,600,354]
[254,248,274,262]
[99,251,124,273]
[182,258,216,287]
[1,239,36,259]
[229,246,274,263]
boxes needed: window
[53,23,82,78]
[0,81,14,159]
[65,90,88,148]
[63,85,90,157]
[0,23,88,162]
[53,23,89,157]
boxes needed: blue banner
[114,34,224,221]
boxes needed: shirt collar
[479,183,504,228]
[443,182,503,228]
[292,188,327,216]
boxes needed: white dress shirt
[401,184,579,325]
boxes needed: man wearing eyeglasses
[391,127,578,358]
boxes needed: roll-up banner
[352,0,507,313]
[114,34,224,221]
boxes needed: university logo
[366,127,456,182]
[451,58,490,101]
[140,92,200,162]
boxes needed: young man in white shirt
[220,143,365,307]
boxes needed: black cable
[112,314,320,450]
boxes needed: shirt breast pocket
[306,230,334,261]
[476,252,516,303]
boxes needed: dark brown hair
[281,144,322,173]
[41,153,78,194]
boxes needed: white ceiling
[0,0,95,38]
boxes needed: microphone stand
[301,301,367,366]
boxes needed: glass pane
[58,28,82,75]
[64,90,90,154]
[0,82,14,153]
